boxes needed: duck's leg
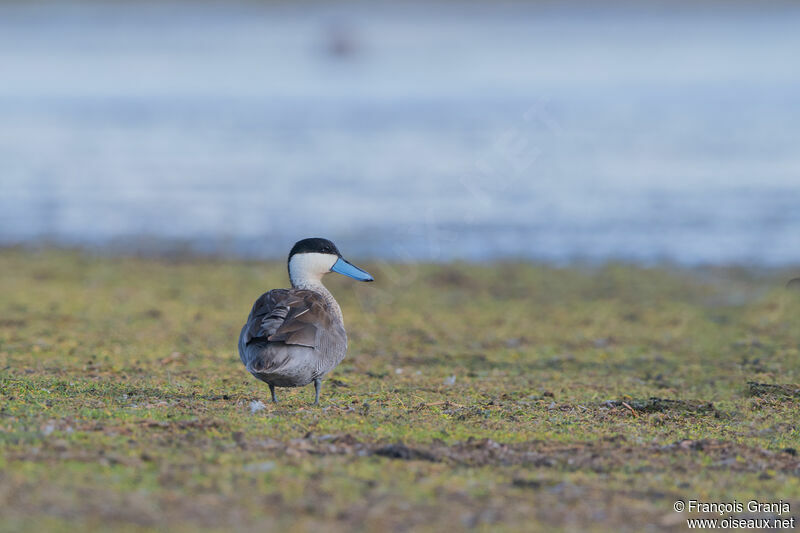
[313,378,321,405]
[269,384,277,403]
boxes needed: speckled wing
[242,289,332,349]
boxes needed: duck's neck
[290,276,344,324]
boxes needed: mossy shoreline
[1,249,799,532]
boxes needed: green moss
[1,249,799,531]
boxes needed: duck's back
[238,289,347,387]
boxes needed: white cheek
[289,253,337,281]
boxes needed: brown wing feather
[243,289,330,349]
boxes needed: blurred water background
[1,1,799,264]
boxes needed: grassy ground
[1,249,799,532]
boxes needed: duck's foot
[313,378,321,405]
[269,384,277,403]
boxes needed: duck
[238,237,373,405]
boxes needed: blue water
[1,2,799,263]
